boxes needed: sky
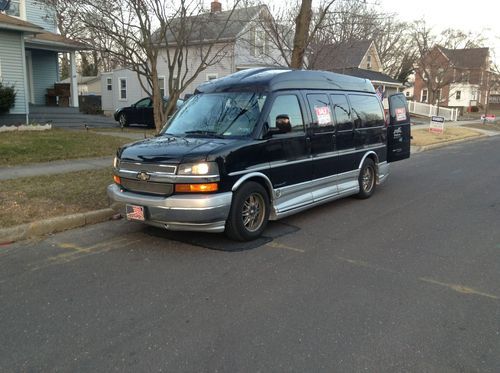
[378,0,500,58]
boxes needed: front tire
[225,181,270,241]
[356,158,376,199]
[118,113,129,127]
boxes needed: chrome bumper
[107,184,232,233]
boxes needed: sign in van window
[307,94,333,133]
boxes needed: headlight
[177,162,218,175]
[113,156,120,169]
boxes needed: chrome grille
[119,162,176,174]
[120,178,173,196]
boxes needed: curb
[0,208,115,244]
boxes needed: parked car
[108,68,411,241]
[113,97,184,128]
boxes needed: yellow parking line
[419,277,499,300]
[266,241,305,253]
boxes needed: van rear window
[349,94,384,129]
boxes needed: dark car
[108,68,411,241]
[113,97,184,128]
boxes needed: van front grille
[120,178,173,196]
[119,162,177,174]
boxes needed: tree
[79,0,244,132]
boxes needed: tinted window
[349,95,384,128]
[307,93,334,133]
[135,98,151,108]
[267,95,305,133]
[330,94,352,131]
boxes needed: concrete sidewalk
[0,157,113,181]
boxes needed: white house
[101,2,282,114]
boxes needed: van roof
[195,68,375,94]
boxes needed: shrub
[0,82,16,114]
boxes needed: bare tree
[79,0,244,132]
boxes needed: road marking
[266,241,305,253]
[419,277,499,300]
[29,237,142,272]
[337,255,499,301]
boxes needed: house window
[366,55,372,70]
[254,28,267,56]
[5,0,21,17]
[405,91,410,97]
[471,89,477,100]
[158,76,165,97]
[206,73,218,81]
[455,90,461,100]
[119,78,127,100]
[421,89,428,103]
[106,78,112,91]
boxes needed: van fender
[231,172,275,200]
[358,151,379,169]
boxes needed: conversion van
[107,68,411,241]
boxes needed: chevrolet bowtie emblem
[137,171,151,181]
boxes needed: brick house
[413,46,492,111]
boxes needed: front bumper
[107,184,232,232]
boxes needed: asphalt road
[1,137,499,372]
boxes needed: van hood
[118,135,235,164]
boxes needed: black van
[108,68,410,241]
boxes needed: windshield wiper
[184,130,224,138]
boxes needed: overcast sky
[377,0,499,57]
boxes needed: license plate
[126,204,145,221]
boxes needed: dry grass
[462,122,500,132]
[411,127,482,147]
[0,168,113,228]
[0,129,132,167]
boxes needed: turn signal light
[175,183,218,193]
[113,175,121,184]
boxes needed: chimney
[210,0,222,13]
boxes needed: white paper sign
[315,106,332,126]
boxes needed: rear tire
[356,158,376,199]
[225,181,270,241]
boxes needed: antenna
[0,0,11,12]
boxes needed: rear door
[387,93,411,162]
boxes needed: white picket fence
[408,101,459,121]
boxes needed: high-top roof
[195,68,375,94]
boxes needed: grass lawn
[0,129,133,167]
[411,127,482,147]
[90,128,157,136]
[0,168,113,228]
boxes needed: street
[1,136,499,372]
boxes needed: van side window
[267,95,305,133]
[307,93,334,133]
[349,94,385,128]
[330,94,352,131]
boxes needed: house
[0,0,85,125]
[311,40,404,106]
[101,2,281,114]
[413,45,492,111]
[60,74,101,96]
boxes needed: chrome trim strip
[228,163,270,176]
[231,172,274,196]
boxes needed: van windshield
[162,92,267,138]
